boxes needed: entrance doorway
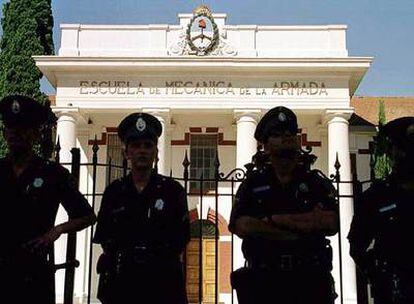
[186,220,220,304]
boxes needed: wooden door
[186,238,218,304]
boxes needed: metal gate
[53,140,373,304]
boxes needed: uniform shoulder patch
[309,169,329,180]
[371,179,389,189]
[108,177,127,190]
[160,174,184,189]
[308,170,333,186]
[362,180,390,200]
[45,160,66,173]
[247,168,269,184]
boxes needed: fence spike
[334,152,341,171]
[183,150,190,180]
[183,150,190,168]
[214,149,220,179]
[92,135,99,154]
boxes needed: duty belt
[115,245,180,269]
[248,253,330,272]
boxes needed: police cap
[118,112,162,144]
[254,106,298,143]
[381,116,414,150]
[0,95,51,129]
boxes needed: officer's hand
[23,227,62,253]
[303,204,325,231]
[261,216,274,225]
[312,202,324,217]
[261,217,299,240]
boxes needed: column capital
[53,106,88,125]
[234,109,262,122]
[324,108,354,125]
[53,106,81,118]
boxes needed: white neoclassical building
[35,6,374,304]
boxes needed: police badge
[278,112,287,122]
[298,182,309,193]
[154,199,165,211]
[11,100,21,114]
[33,177,44,188]
[136,117,146,132]
[186,5,219,56]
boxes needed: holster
[97,253,112,274]
[4,249,53,280]
[96,253,116,303]
[230,266,254,290]
[230,266,260,304]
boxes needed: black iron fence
[52,140,373,304]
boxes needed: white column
[233,110,261,269]
[54,109,80,304]
[56,110,78,163]
[326,109,357,304]
[234,110,261,170]
[144,109,171,176]
[74,128,91,303]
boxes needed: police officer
[93,112,190,304]
[0,95,96,304]
[348,117,414,304]
[229,106,338,304]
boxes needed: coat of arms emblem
[136,117,146,132]
[11,100,21,114]
[186,5,219,56]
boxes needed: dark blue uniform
[348,178,414,303]
[349,116,414,304]
[229,166,338,304]
[0,94,95,304]
[0,157,94,304]
[93,172,190,304]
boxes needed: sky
[1,0,414,96]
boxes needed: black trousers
[233,267,336,304]
[0,265,55,304]
[98,260,188,304]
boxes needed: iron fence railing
[52,140,373,304]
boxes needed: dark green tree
[32,0,55,56]
[373,100,392,180]
[0,0,55,158]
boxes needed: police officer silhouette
[93,112,190,304]
[0,94,96,303]
[349,117,414,304]
[229,106,338,304]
